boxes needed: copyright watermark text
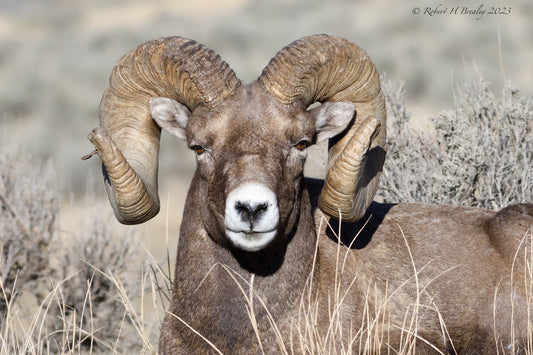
[411,4,511,20]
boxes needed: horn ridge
[259,34,379,106]
[91,36,239,224]
[259,34,386,221]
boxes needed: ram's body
[157,177,532,354]
[87,35,533,354]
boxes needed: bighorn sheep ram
[86,35,533,353]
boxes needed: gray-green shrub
[0,148,59,319]
[378,76,533,209]
[0,148,143,352]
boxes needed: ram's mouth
[225,229,277,252]
[225,225,278,235]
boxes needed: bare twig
[0,192,29,237]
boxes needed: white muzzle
[225,183,279,251]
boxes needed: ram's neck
[162,173,318,352]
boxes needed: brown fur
[312,199,533,354]
[158,84,533,354]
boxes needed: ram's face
[150,83,356,252]
[190,88,314,251]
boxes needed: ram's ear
[309,101,356,143]
[150,97,191,139]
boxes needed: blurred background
[1,0,532,244]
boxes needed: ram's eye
[294,141,309,151]
[191,145,206,155]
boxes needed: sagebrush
[378,76,533,209]
[0,150,148,353]
[0,149,59,319]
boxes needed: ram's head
[87,35,386,252]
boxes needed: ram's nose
[235,200,269,228]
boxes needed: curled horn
[87,37,240,224]
[259,34,386,222]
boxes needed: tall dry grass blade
[166,312,224,355]
[509,228,532,353]
[389,324,445,355]
[142,242,172,305]
[398,225,420,354]
[493,279,504,354]
[85,264,156,353]
[524,227,533,354]
[0,273,19,354]
[245,275,265,354]
[217,264,287,354]
[183,261,288,353]
[321,210,343,349]
[296,214,324,354]
[341,215,372,273]
[79,277,94,353]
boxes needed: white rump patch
[225,183,279,252]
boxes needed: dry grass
[504,227,533,354]
[269,216,452,354]
[0,148,156,353]
[2,223,532,354]
[0,264,160,354]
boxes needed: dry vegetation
[0,150,156,353]
[1,76,532,353]
[378,75,533,208]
